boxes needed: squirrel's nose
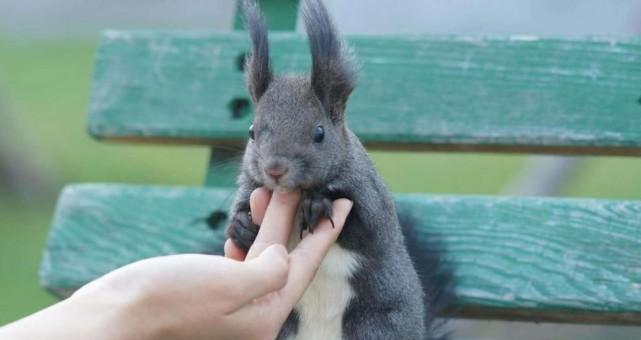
[264,165,288,181]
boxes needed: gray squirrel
[226,0,450,339]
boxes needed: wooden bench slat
[88,32,641,155]
[40,184,641,324]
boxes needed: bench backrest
[90,32,641,155]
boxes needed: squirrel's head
[240,0,357,191]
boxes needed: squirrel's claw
[299,191,333,238]
[226,210,259,252]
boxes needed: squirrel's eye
[249,124,255,140]
[314,125,325,143]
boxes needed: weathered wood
[88,33,641,155]
[41,184,641,324]
[40,184,233,297]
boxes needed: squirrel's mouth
[261,174,314,192]
[263,179,302,192]
[261,173,290,190]
[251,161,315,192]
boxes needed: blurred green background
[2,37,641,325]
[0,38,211,324]
[2,1,641,339]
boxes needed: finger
[249,187,271,225]
[246,190,301,260]
[281,199,353,307]
[229,244,289,308]
[224,238,246,261]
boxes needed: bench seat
[41,183,641,324]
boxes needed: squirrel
[225,0,451,339]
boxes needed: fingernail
[337,199,353,210]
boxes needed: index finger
[280,198,353,308]
[245,190,301,260]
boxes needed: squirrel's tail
[398,211,455,340]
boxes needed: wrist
[76,279,181,340]
[0,288,144,340]
[62,288,140,340]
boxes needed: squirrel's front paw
[226,210,259,252]
[300,191,334,238]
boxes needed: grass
[0,37,640,328]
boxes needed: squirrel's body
[226,1,444,339]
[285,239,359,340]
[234,121,426,339]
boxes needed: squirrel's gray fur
[226,0,450,339]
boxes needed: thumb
[233,244,290,306]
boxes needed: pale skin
[0,188,353,340]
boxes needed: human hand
[67,188,352,340]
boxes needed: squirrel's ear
[242,0,273,103]
[303,0,357,123]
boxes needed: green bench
[40,2,641,327]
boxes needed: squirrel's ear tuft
[241,0,273,103]
[303,0,357,123]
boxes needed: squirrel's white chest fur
[286,227,360,340]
